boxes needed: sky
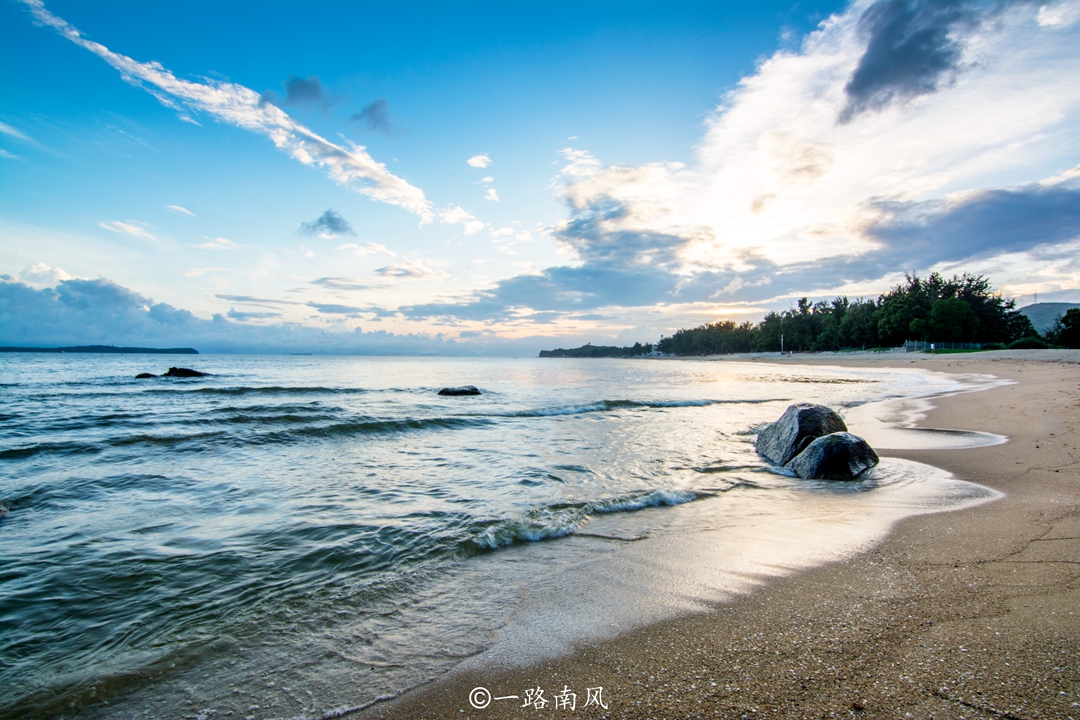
[2,0,1080,354]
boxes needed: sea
[0,354,1006,719]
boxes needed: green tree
[839,299,880,348]
[926,297,979,341]
[1047,308,1080,348]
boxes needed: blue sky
[3,0,1080,353]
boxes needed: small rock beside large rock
[756,403,879,481]
[755,403,848,465]
[787,432,880,481]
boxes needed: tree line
[657,273,1046,355]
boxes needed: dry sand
[368,350,1079,720]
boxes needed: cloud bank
[0,276,582,355]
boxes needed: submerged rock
[787,432,879,481]
[134,373,158,379]
[163,367,209,378]
[438,386,481,396]
[755,403,847,465]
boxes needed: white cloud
[375,258,449,280]
[553,1,1080,277]
[19,262,72,286]
[166,204,195,216]
[336,241,396,257]
[0,121,33,143]
[19,0,433,222]
[484,188,500,202]
[1037,1,1080,28]
[0,149,22,160]
[99,220,156,239]
[467,154,491,168]
[480,176,494,183]
[195,237,238,250]
[438,205,486,234]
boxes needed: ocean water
[0,355,1002,719]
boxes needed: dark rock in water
[135,373,158,379]
[755,403,847,465]
[0,501,7,519]
[163,367,209,378]
[787,432,879,481]
[438,386,481,396]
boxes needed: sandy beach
[369,350,1080,719]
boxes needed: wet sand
[368,350,1079,719]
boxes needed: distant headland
[539,342,653,358]
[0,345,199,354]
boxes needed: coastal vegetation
[539,342,654,358]
[657,273,1040,355]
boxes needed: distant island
[539,342,653,358]
[0,345,199,354]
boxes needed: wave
[486,397,779,419]
[0,415,491,460]
[463,488,697,551]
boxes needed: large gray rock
[787,432,879,481]
[755,403,847,465]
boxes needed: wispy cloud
[375,258,448,280]
[310,276,370,291]
[306,301,366,316]
[337,241,396,257]
[215,293,300,307]
[299,209,354,238]
[99,220,155,239]
[165,204,195,216]
[18,0,433,220]
[467,154,491,168]
[227,308,282,321]
[195,237,238,250]
[484,188,500,202]
[0,121,34,143]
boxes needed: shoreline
[368,350,1080,719]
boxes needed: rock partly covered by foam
[438,386,481,396]
[787,432,880,481]
[755,403,847,465]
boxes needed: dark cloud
[402,179,1080,322]
[310,276,369,291]
[839,0,985,124]
[227,308,282,321]
[863,182,1080,264]
[350,99,394,135]
[260,75,325,107]
[299,209,355,237]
